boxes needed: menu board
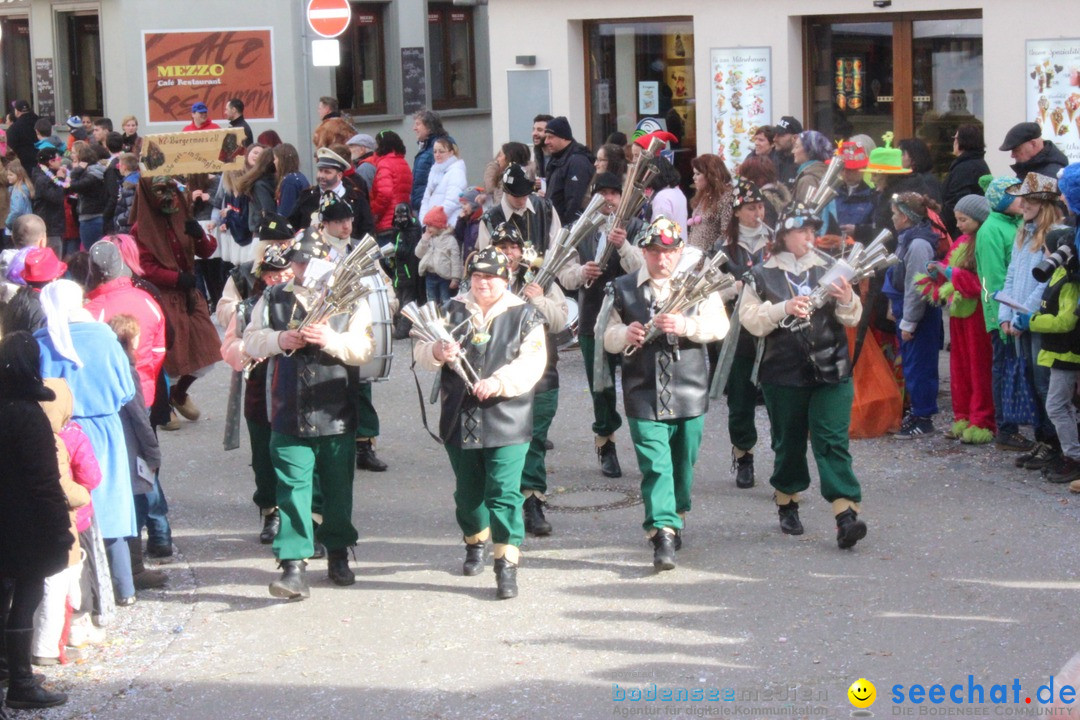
[1025,38,1080,163]
[710,47,771,169]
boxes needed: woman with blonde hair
[5,160,34,238]
[233,144,277,241]
[998,172,1069,471]
[419,136,467,227]
[120,115,142,156]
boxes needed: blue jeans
[135,471,172,548]
[79,216,104,251]
[1018,331,1056,444]
[425,275,453,305]
[990,331,1017,436]
[899,306,943,418]
[104,537,134,600]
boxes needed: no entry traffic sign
[307,0,351,39]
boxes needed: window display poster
[143,29,276,123]
[639,81,659,115]
[710,47,771,168]
[1026,39,1080,163]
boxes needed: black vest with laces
[263,284,359,437]
[576,217,643,336]
[438,298,543,448]
[482,196,555,254]
[748,263,851,387]
[610,272,709,420]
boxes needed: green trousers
[579,334,622,437]
[247,419,276,510]
[522,389,559,495]
[355,382,380,439]
[270,431,358,560]
[445,443,528,546]
[726,353,758,453]
[761,380,862,503]
[628,415,705,532]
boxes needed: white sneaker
[68,614,106,647]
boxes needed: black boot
[733,451,755,489]
[128,537,167,590]
[650,531,676,571]
[268,560,310,600]
[493,557,518,599]
[355,439,388,472]
[259,509,280,544]
[327,549,356,586]
[597,440,622,478]
[777,502,804,535]
[836,509,868,549]
[3,629,66,709]
[462,542,486,576]
[523,495,552,536]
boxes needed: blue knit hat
[1059,163,1080,214]
[984,176,1019,214]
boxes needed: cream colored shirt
[476,195,563,250]
[561,231,644,291]
[413,290,547,398]
[243,280,375,366]
[603,266,730,354]
[738,251,862,337]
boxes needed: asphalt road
[25,340,1080,720]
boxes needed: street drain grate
[545,484,643,513]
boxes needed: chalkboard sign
[35,58,55,119]
[401,47,426,115]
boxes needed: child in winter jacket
[416,206,461,305]
[921,195,995,444]
[113,154,140,233]
[34,378,94,665]
[455,187,485,260]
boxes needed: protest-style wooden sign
[139,128,246,177]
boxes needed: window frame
[427,3,477,111]
[337,2,388,116]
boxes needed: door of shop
[805,12,982,174]
[0,17,32,114]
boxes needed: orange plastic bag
[847,326,902,438]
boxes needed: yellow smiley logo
[848,678,876,709]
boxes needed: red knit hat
[423,206,449,229]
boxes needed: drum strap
[410,360,446,445]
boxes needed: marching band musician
[476,163,563,259]
[413,247,546,600]
[318,194,394,473]
[244,229,375,600]
[218,214,296,546]
[491,223,568,537]
[738,203,868,550]
[561,171,644,479]
[600,216,729,571]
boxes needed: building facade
[488,0,1080,177]
[0,0,494,177]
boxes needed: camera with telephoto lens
[1032,230,1078,283]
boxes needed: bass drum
[358,274,393,381]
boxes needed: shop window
[64,13,103,117]
[336,3,387,116]
[0,17,32,115]
[428,3,476,110]
[805,12,982,175]
[584,18,695,184]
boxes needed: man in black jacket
[30,148,67,256]
[1001,122,1069,180]
[288,148,375,239]
[7,100,40,172]
[542,116,595,224]
[225,98,254,148]
[101,133,124,233]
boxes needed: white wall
[488,0,1080,177]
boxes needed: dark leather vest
[748,263,851,387]
[483,196,554,254]
[509,276,559,393]
[1037,274,1080,370]
[611,273,709,420]
[264,284,358,437]
[723,241,765,359]
[229,261,257,303]
[439,299,543,448]
[576,217,643,336]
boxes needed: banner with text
[710,47,772,170]
[144,29,276,124]
[139,129,246,177]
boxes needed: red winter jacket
[370,152,413,231]
[85,277,168,406]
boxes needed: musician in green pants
[244,229,375,599]
[600,217,729,571]
[492,223,567,536]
